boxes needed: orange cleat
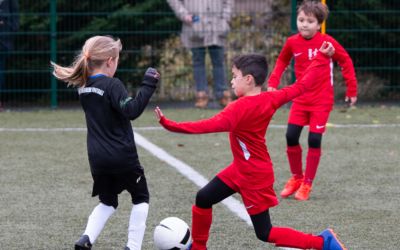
[280,177,303,198]
[294,183,312,201]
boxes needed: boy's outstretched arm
[154,106,234,134]
[271,41,334,108]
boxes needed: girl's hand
[145,67,160,80]
[319,41,335,57]
[154,106,164,121]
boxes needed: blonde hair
[51,36,122,87]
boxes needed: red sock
[268,226,323,249]
[191,205,212,250]
[304,148,322,184]
[287,145,303,178]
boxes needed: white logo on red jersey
[237,138,250,160]
[308,48,318,60]
[294,52,302,57]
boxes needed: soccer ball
[153,217,191,250]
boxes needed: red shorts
[217,165,279,215]
[288,108,331,133]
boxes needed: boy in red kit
[155,42,347,250]
[268,0,358,201]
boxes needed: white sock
[83,203,116,244]
[126,202,149,250]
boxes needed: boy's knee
[286,134,298,146]
[195,189,212,208]
[255,225,271,242]
[308,132,322,148]
[286,125,302,146]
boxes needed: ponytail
[51,36,122,87]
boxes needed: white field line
[1,123,400,132]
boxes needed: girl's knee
[99,194,118,209]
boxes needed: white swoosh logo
[294,52,303,57]
[245,205,255,209]
[316,125,325,129]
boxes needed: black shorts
[92,170,149,204]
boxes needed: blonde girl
[52,35,160,250]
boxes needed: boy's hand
[267,87,277,92]
[345,96,357,106]
[154,106,164,121]
[319,41,335,57]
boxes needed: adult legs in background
[191,47,208,108]
[209,46,231,107]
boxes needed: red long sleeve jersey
[268,32,357,111]
[160,54,330,189]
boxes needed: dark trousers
[191,45,227,99]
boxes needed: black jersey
[78,74,157,175]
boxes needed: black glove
[142,67,160,87]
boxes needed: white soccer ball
[153,217,191,250]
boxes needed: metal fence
[322,0,400,101]
[1,0,399,108]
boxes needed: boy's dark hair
[232,54,268,86]
[297,0,329,24]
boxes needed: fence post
[291,0,297,83]
[321,0,326,34]
[50,0,58,108]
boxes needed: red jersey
[159,53,330,189]
[268,32,357,111]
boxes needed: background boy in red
[155,43,347,250]
[267,0,358,201]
